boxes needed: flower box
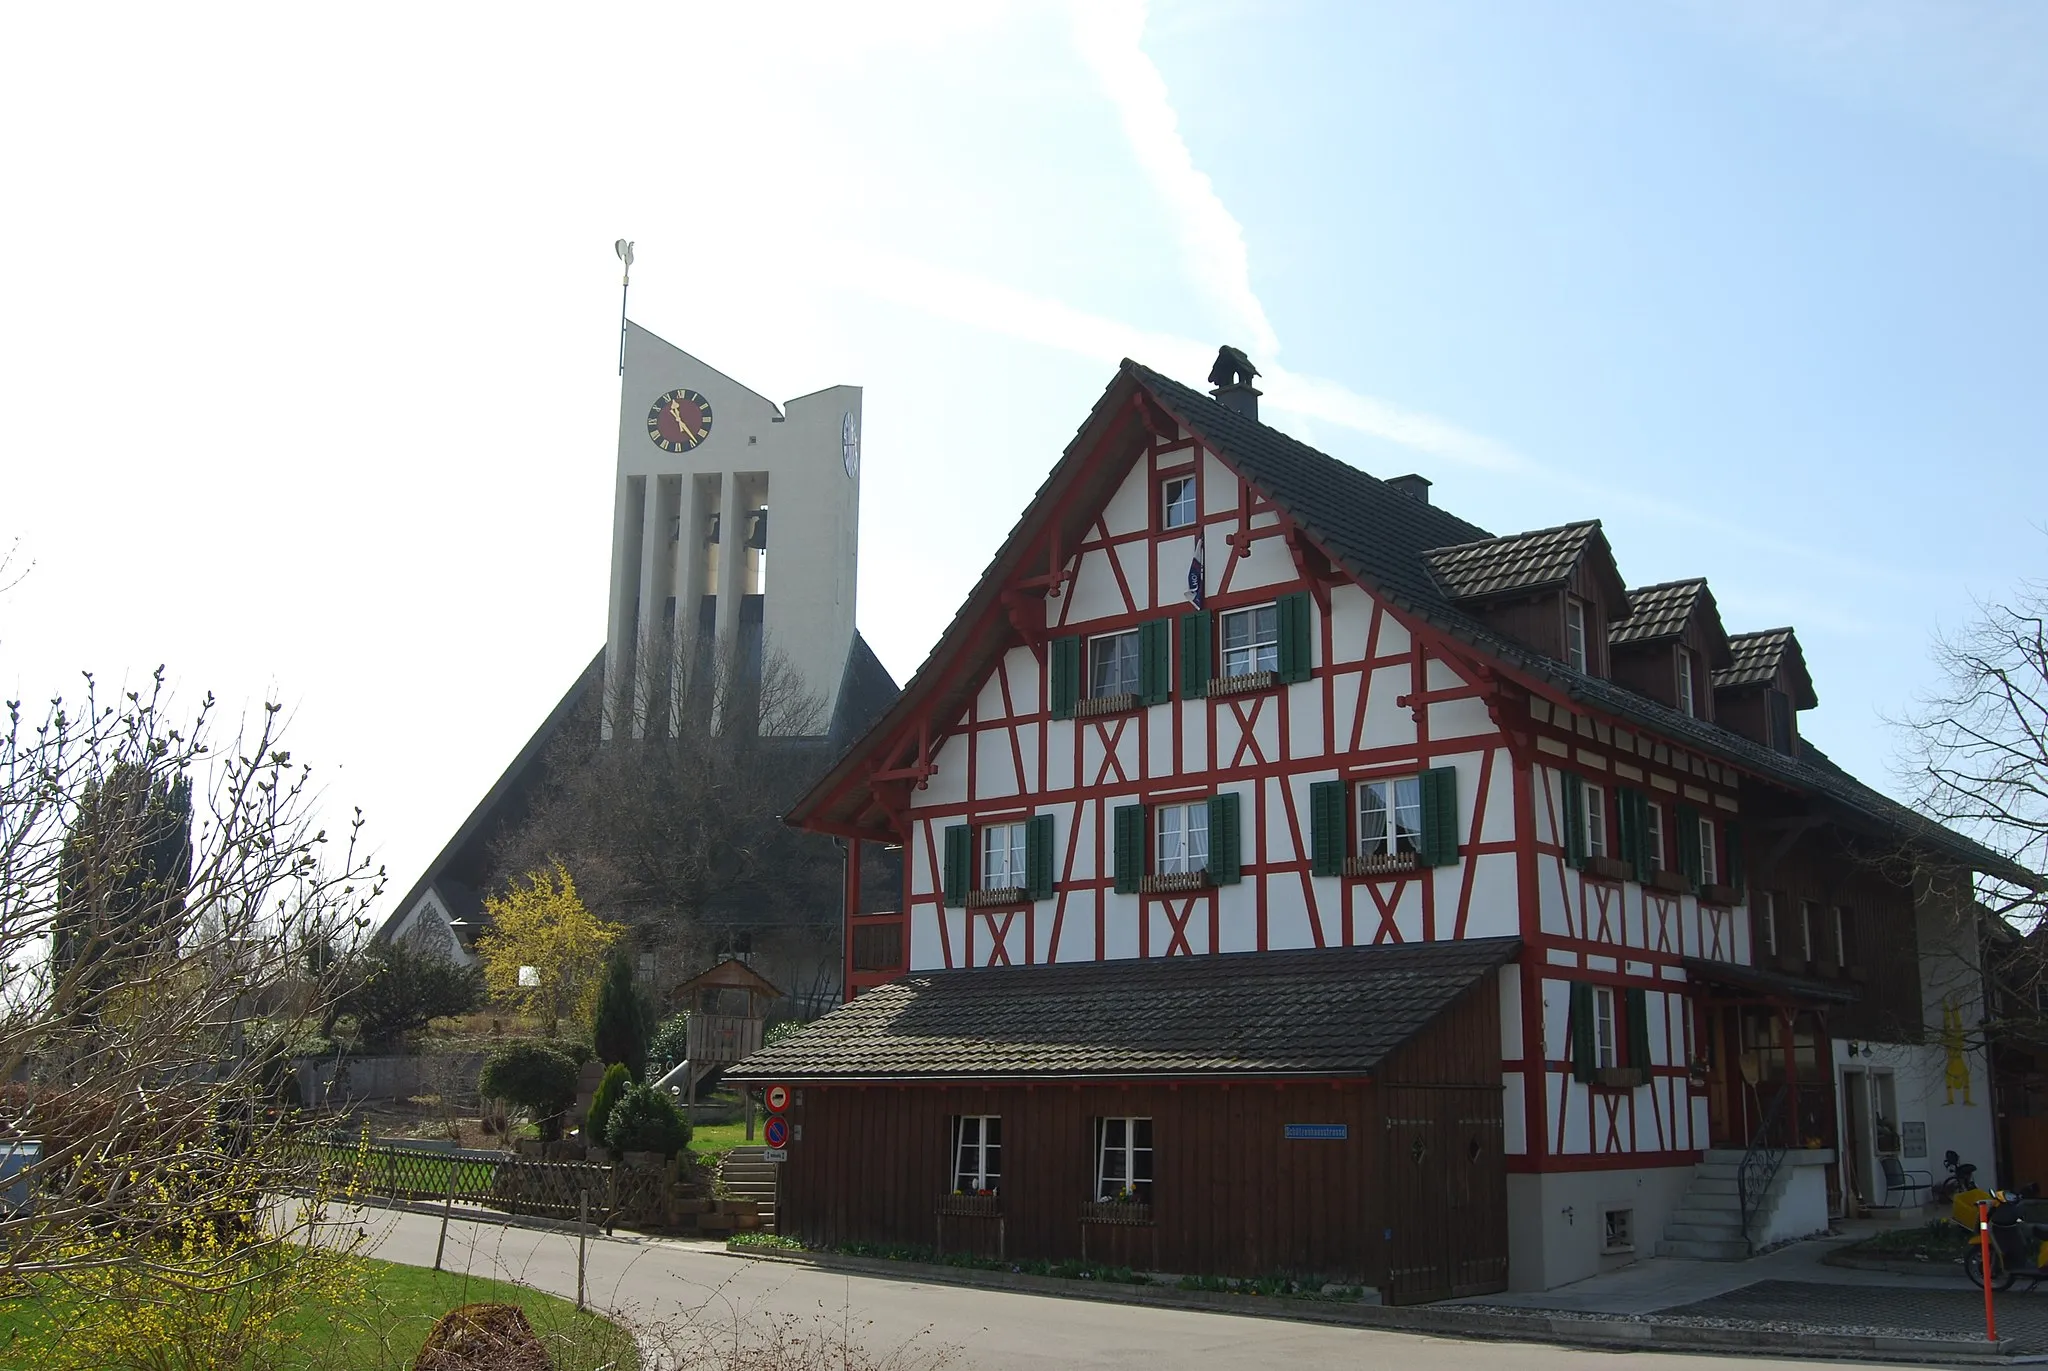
[936,1192,1003,1218]
[1205,671,1275,699]
[1345,851,1417,877]
[1595,1066,1649,1090]
[966,886,1028,909]
[1139,870,1210,894]
[1650,869,1691,895]
[1698,882,1742,907]
[1074,693,1137,719]
[1581,855,1632,882]
[1079,1199,1153,1225]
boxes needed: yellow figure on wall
[1942,997,1974,1106]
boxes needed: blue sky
[1,1,2042,906]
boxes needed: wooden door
[1382,1086,1508,1304]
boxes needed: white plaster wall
[1505,1165,1697,1290]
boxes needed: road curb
[720,1245,2026,1363]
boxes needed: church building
[376,323,897,998]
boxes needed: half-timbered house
[729,350,2033,1296]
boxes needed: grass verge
[0,1254,637,1371]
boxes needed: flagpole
[614,239,635,376]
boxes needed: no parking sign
[763,1115,791,1149]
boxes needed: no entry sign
[763,1115,790,1150]
[765,1084,791,1113]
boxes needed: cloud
[1067,0,1280,359]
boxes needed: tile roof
[1611,579,1707,646]
[1681,957,1858,1006]
[1715,628,1814,698]
[785,357,2034,889]
[1425,522,1603,602]
[727,938,1519,1082]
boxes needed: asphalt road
[353,1206,1927,1370]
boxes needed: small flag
[1186,535,1206,610]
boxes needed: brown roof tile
[726,938,1519,1082]
[1424,522,1602,602]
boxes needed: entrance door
[1382,1086,1507,1304]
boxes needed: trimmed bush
[543,1035,593,1067]
[479,1042,578,1140]
[603,1083,691,1158]
[586,1062,631,1143]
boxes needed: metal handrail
[1736,1088,1790,1254]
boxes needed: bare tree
[492,626,874,1004]
[0,668,380,1276]
[1898,576,2048,1042]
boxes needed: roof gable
[1716,628,1818,709]
[1611,579,1733,666]
[1426,521,1623,606]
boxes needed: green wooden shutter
[1025,814,1055,901]
[1569,983,1597,1084]
[1625,987,1652,1073]
[1112,804,1146,895]
[1561,773,1587,868]
[1617,788,1651,884]
[1276,590,1313,684]
[1206,793,1241,885]
[1676,804,1703,891]
[1140,619,1172,705]
[1049,636,1081,720]
[942,824,972,908]
[1309,779,1347,877]
[1725,819,1745,895]
[1179,611,1212,698]
[1418,766,1460,867]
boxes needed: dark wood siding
[773,982,1507,1302]
[1474,592,1565,666]
[1757,831,1924,1042]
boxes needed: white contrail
[1068,0,1280,359]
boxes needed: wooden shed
[727,938,1516,1304]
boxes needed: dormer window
[1768,689,1793,754]
[1676,649,1698,717]
[1565,598,1589,673]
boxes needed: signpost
[764,1115,791,1150]
[766,1084,791,1113]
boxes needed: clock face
[647,389,714,454]
[841,410,859,479]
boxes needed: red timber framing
[784,361,1839,1191]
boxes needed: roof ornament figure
[1207,345,1263,419]
[1207,345,1260,389]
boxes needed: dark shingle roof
[786,357,2033,888]
[1426,522,1603,602]
[727,938,1518,1082]
[1612,580,1707,646]
[1715,628,1819,703]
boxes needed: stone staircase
[1662,1148,1789,1259]
[719,1146,778,1231]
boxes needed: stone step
[1666,1220,1745,1243]
[1662,1237,1750,1261]
[1689,1176,1740,1195]
[1675,1191,1741,1213]
[1668,1204,1745,1227]
[722,1166,779,1182]
[1691,1163,1740,1181]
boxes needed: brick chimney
[1206,345,1262,421]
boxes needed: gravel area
[1467,1278,2033,1347]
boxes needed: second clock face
[647,389,714,454]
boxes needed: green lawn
[688,1119,753,1158]
[0,1255,637,1371]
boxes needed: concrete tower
[606,322,863,738]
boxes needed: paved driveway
[354,1207,1956,1369]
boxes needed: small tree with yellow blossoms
[475,861,622,1033]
